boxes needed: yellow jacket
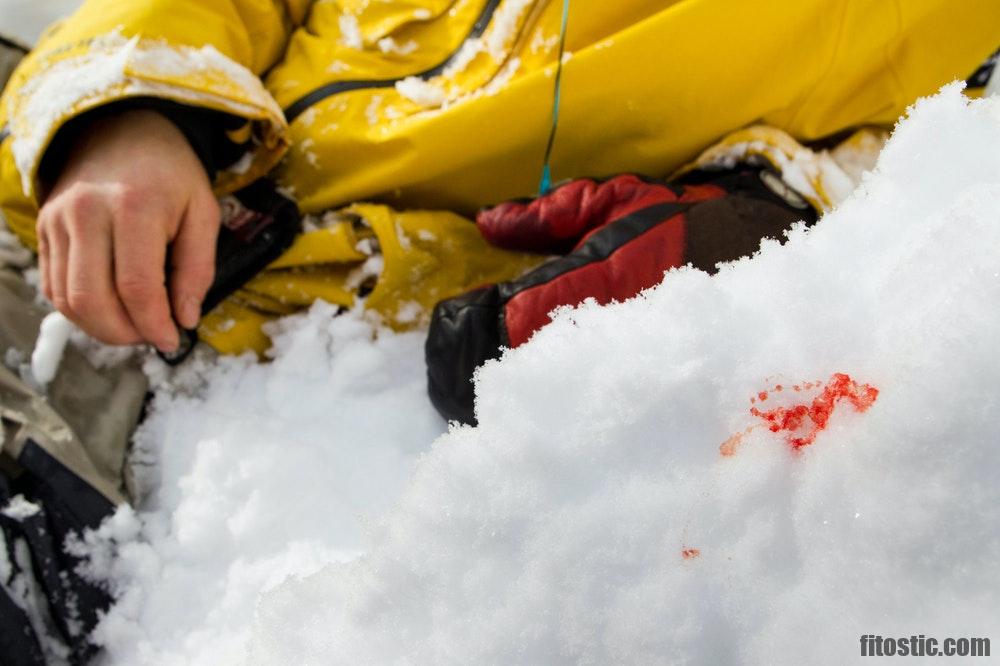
[1,0,997,354]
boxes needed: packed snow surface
[68,84,1000,664]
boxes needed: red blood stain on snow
[722,373,879,456]
[682,548,701,560]
[720,426,756,457]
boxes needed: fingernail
[159,330,180,354]
[180,297,201,329]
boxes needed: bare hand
[37,109,220,352]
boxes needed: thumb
[170,191,220,329]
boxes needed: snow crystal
[364,94,383,125]
[326,59,350,74]
[530,29,559,55]
[344,254,384,291]
[484,0,534,61]
[338,14,363,50]
[483,57,521,97]
[298,137,320,168]
[1,495,41,520]
[377,37,418,56]
[443,38,483,78]
[395,76,446,108]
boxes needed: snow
[30,311,73,388]
[1,494,41,520]
[52,84,998,664]
[364,93,383,125]
[68,304,443,664]
[395,75,446,108]
[338,14,363,50]
[484,0,534,61]
[377,37,418,56]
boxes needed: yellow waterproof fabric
[0,0,997,354]
[200,204,543,355]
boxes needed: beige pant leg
[0,264,147,508]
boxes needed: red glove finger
[476,174,682,254]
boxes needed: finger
[113,212,179,352]
[169,193,219,329]
[47,223,70,315]
[36,221,51,302]
[64,214,142,345]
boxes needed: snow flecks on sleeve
[365,94,384,125]
[681,125,868,212]
[442,38,484,79]
[327,60,351,74]
[530,29,559,55]
[298,138,320,168]
[339,14,363,50]
[485,0,535,61]
[395,76,446,108]
[5,29,286,197]
[378,37,418,56]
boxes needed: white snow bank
[247,85,1000,662]
[74,307,444,664]
[82,84,1000,664]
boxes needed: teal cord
[539,0,570,194]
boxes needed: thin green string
[539,0,570,194]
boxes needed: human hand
[37,109,220,352]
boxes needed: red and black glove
[426,168,816,424]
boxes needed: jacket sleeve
[0,0,310,210]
